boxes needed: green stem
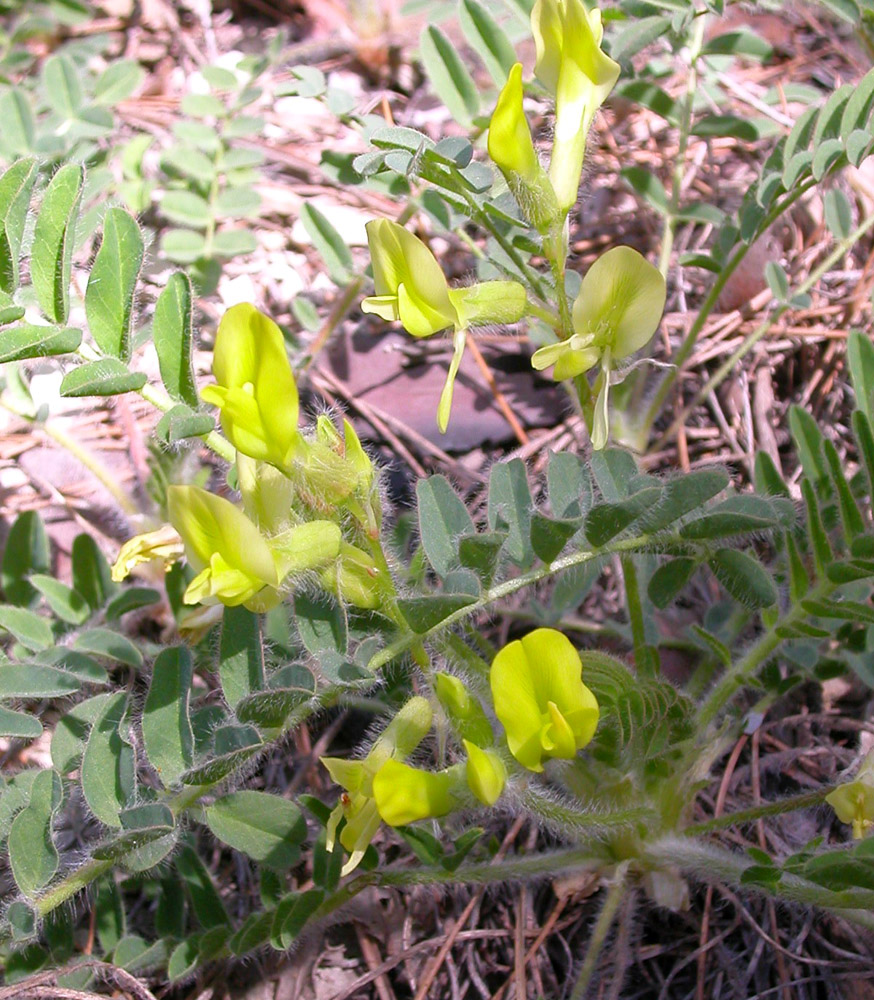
[645,837,874,928]
[695,578,832,729]
[642,177,818,437]
[657,13,706,280]
[684,788,829,835]
[366,531,659,672]
[138,379,236,464]
[33,857,115,919]
[620,556,648,671]
[569,864,629,1000]
[519,784,656,837]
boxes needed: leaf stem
[569,864,629,1000]
[683,788,829,835]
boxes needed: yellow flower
[531,0,620,213]
[372,759,459,826]
[362,219,526,432]
[531,246,666,448]
[167,485,279,611]
[464,740,507,806]
[826,753,874,839]
[322,696,433,873]
[489,628,599,772]
[200,304,301,472]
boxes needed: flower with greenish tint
[322,696,433,873]
[362,219,527,432]
[320,541,383,609]
[826,753,874,839]
[167,485,280,611]
[530,246,666,448]
[434,672,494,747]
[111,524,184,583]
[372,758,460,826]
[490,627,599,772]
[200,303,301,472]
[464,740,506,806]
[236,453,296,534]
[531,0,620,213]
[488,62,560,233]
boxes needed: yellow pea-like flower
[489,628,599,772]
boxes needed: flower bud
[464,740,506,806]
[320,542,383,609]
[488,63,560,232]
[449,281,527,328]
[434,673,493,747]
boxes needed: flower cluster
[321,627,599,873]
[113,303,388,615]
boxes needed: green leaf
[457,531,505,586]
[701,29,773,60]
[81,692,135,827]
[31,163,83,325]
[2,510,49,607]
[615,80,680,125]
[236,684,315,729]
[709,549,777,608]
[765,261,789,301]
[398,593,477,632]
[152,272,197,406]
[584,488,661,546]
[181,737,263,786]
[72,628,142,667]
[488,459,533,567]
[692,115,761,140]
[299,201,353,284]
[0,605,53,650]
[295,591,347,658]
[801,478,832,575]
[0,707,42,739]
[679,495,780,539]
[52,694,111,774]
[211,229,257,257]
[218,605,264,710]
[85,208,144,361]
[93,59,145,104]
[823,188,853,239]
[206,791,306,869]
[0,324,81,363]
[8,768,61,896]
[142,647,194,787]
[0,662,80,697]
[155,404,214,442]
[0,157,38,294]
[60,359,146,397]
[214,185,261,217]
[648,557,697,609]
[546,451,592,519]
[620,166,668,214]
[162,148,216,185]
[530,513,579,563]
[590,448,637,501]
[161,190,211,228]
[823,437,864,541]
[638,468,729,533]
[458,0,517,86]
[753,451,790,497]
[607,15,672,64]
[161,228,206,264]
[417,475,476,578]
[848,330,874,424]
[7,900,37,941]
[105,587,162,620]
[175,845,230,929]
[72,533,116,611]
[29,574,88,625]
[272,889,324,950]
[0,89,34,156]
[42,55,82,118]
[419,24,481,128]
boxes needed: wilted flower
[200,303,301,472]
[490,628,599,772]
[111,524,184,582]
[531,246,666,448]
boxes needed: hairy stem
[570,865,629,1000]
[684,788,829,835]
